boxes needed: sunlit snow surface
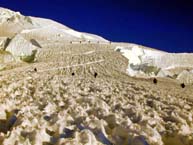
[115,45,193,78]
[0,7,193,145]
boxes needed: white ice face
[115,46,144,65]
[115,45,193,79]
[115,45,150,76]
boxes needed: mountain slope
[0,7,193,145]
[0,7,108,42]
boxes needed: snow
[0,7,108,42]
[115,45,193,78]
[6,34,39,62]
[38,59,104,73]
[115,46,144,65]
[21,25,108,42]
[0,7,15,21]
[65,29,83,38]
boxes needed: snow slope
[0,7,193,83]
[0,7,193,145]
[0,7,108,42]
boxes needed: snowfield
[0,7,193,145]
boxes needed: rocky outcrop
[0,37,10,50]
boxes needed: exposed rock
[0,37,10,50]
[30,39,41,48]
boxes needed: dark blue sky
[0,0,193,52]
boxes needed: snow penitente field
[0,7,193,145]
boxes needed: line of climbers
[153,78,186,88]
[69,41,112,44]
[33,67,187,88]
